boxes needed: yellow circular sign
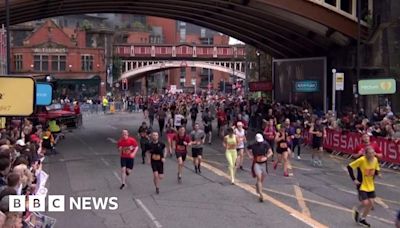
[380,82,392,90]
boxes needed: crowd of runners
[115,92,400,227]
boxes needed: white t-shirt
[235,128,246,149]
[174,114,184,127]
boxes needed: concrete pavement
[42,112,400,228]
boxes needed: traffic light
[122,79,128,91]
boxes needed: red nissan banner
[303,129,400,165]
[248,81,273,92]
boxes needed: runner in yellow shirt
[347,147,381,227]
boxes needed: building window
[324,0,336,6]
[81,55,93,71]
[51,55,66,71]
[179,28,186,43]
[33,55,49,72]
[180,68,186,78]
[201,28,206,38]
[13,54,23,71]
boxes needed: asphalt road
[42,112,400,228]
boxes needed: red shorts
[167,133,175,142]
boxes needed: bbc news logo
[9,195,119,212]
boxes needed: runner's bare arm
[246,148,253,159]
[266,149,273,159]
[223,137,227,149]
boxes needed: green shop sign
[358,79,396,95]
[294,80,320,93]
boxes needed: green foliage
[112,57,122,81]
[80,19,92,30]
[132,21,146,31]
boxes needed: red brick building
[11,20,106,98]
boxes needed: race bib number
[152,154,161,160]
[280,142,288,149]
[256,156,267,163]
[364,169,375,177]
[176,145,186,151]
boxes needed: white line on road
[101,158,110,167]
[107,137,118,144]
[135,199,162,228]
[290,213,316,228]
[108,125,118,130]
[335,187,357,195]
[113,171,121,182]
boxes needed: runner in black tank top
[273,126,292,177]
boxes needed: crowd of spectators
[0,118,59,227]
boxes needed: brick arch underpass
[0,0,369,58]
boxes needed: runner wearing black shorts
[202,108,213,144]
[146,131,166,194]
[309,119,326,167]
[190,123,205,173]
[273,127,292,177]
[117,130,139,190]
[172,127,191,183]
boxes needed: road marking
[290,213,316,228]
[107,137,118,144]
[135,199,163,228]
[101,158,110,167]
[291,165,312,172]
[194,157,328,228]
[375,181,397,188]
[108,125,118,130]
[335,187,357,195]
[264,188,395,225]
[375,197,389,209]
[113,171,121,182]
[293,185,311,217]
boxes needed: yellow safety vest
[102,98,109,107]
[48,120,60,132]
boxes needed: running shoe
[283,172,289,177]
[352,207,359,223]
[119,184,125,190]
[259,194,264,202]
[297,156,301,160]
[273,162,278,170]
[156,188,160,194]
[126,170,130,176]
[198,165,201,174]
[195,167,198,173]
[358,219,371,227]
[178,174,182,184]
[312,159,317,167]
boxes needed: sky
[229,37,244,45]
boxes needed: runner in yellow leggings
[223,128,238,184]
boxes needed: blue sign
[36,83,53,106]
[294,80,320,93]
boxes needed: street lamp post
[256,50,261,81]
[5,0,11,74]
[332,68,336,114]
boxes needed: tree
[112,57,122,81]
[80,19,92,30]
[132,21,145,31]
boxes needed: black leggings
[292,140,301,156]
[158,119,165,134]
